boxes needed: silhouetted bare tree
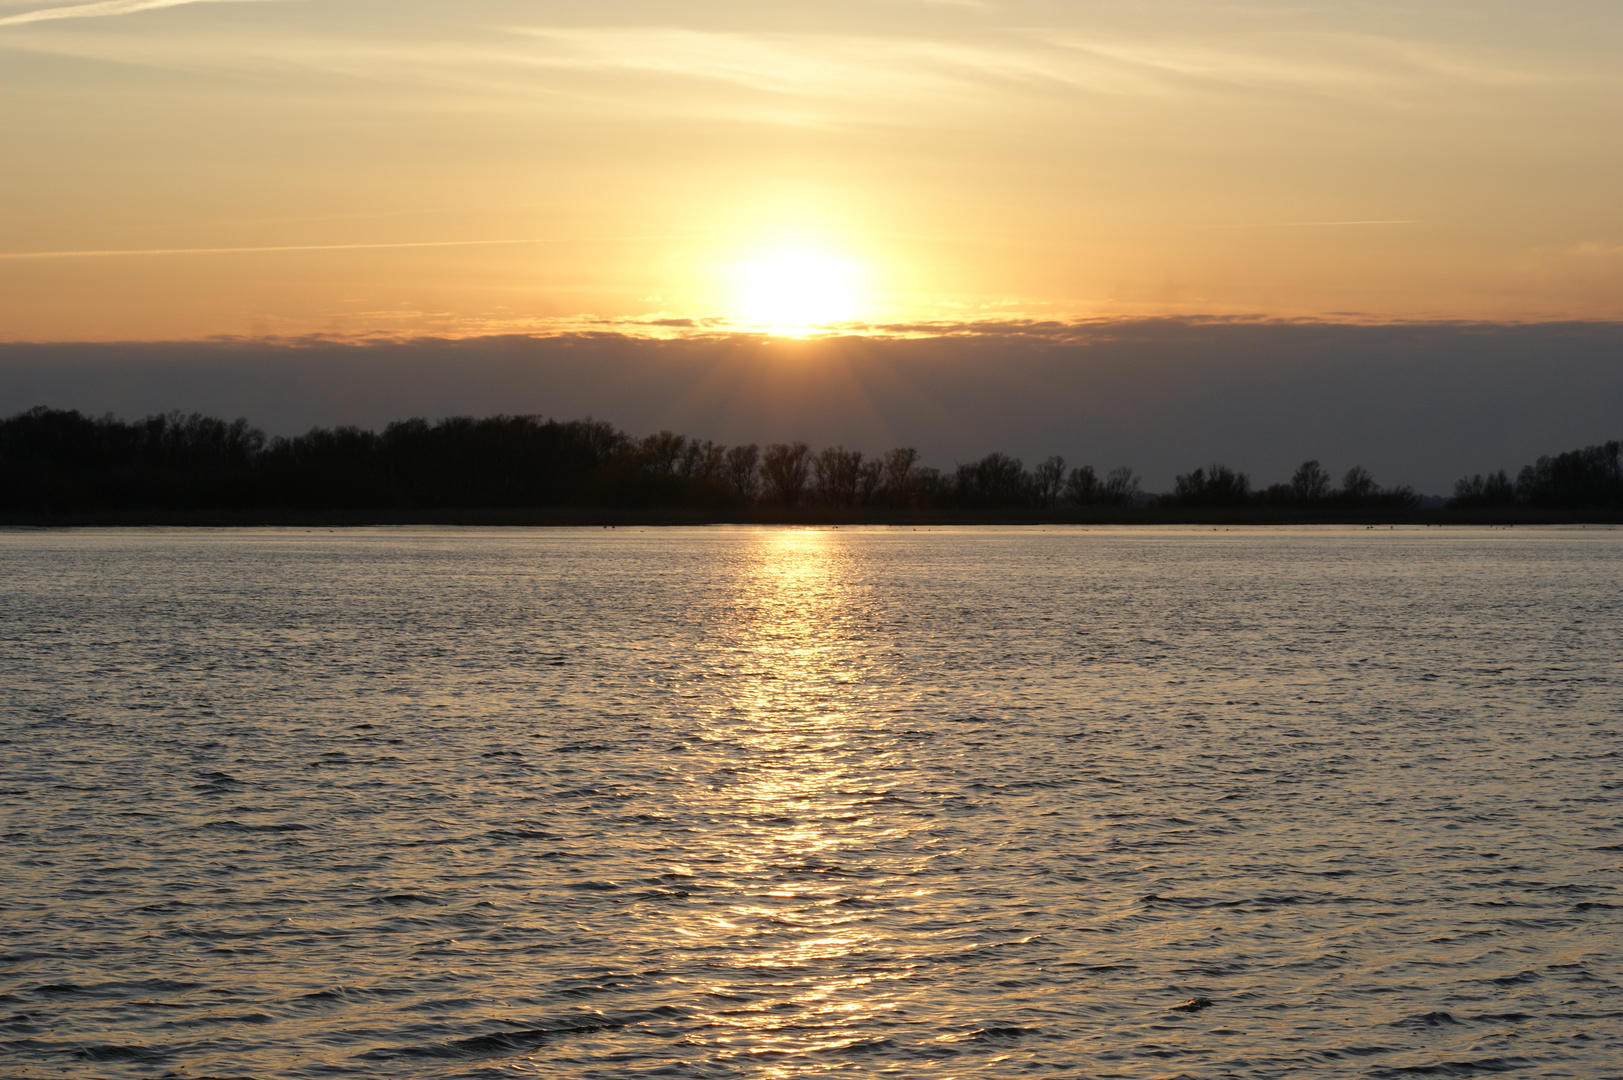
[761,442,812,506]
[678,440,727,483]
[1172,464,1250,506]
[1450,470,1514,507]
[879,447,920,506]
[857,459,883,505]
[1058,463,1139,507]
[1101,467,1140,506]
[725,444,759,500]
[813,446,864,507]
[1033,456,1065,509]
[1257,459,1330,507]
[1325,466,1416,508]
[915,466,951,504]
[1063,465,1098,506]
[1291,460,1331,503]
[1516,441,1622,507]
[1339,466,1377,503]
[639,431,686,475]
[955,452,1031,507]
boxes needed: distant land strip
[1,406,1618,525]
[5,507,1621,528]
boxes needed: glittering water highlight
[2,526,1620,1078]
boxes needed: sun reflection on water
[673,529,920,1068]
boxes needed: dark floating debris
[1171,997,1214,1012]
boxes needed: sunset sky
[3,0,1620,341]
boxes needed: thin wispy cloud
[0,233,715,260]
[1206,220,1421,230]
[504,22,1570,101]
[0,0,264,28]
[0,239,558,259]
[0,8,1574,115]
[0,23,1156,116]
[1570,242,1623,258]
[507,28,1091,100]
[1048,32,1558,102]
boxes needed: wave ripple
[2,526,1621,1078]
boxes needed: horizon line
[5,313,1623,349]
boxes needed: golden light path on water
[674,530,926,1071]
[4,527,1623,1078]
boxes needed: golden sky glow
[1,1,1621,340]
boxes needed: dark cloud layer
[2,320,1619,493]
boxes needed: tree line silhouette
[0,406,1617,515]
[0,407,1142,513]
[1449,441,1622,509]
[1165,460,1420,509]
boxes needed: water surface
[2,526,1620,1077]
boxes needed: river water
[1,526,1620,1078]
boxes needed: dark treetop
[0,407,1617,521]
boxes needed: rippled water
[2,526,1621,1079]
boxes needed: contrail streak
[1211,220,1421,230]
[0,238,577,260]
[0,0,257,28]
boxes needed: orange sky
[2,0,1620,341]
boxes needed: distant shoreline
[8,408,1619,525]
[4,507,1621,528]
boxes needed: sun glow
[732,251,862,334]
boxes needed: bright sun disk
[733,252,861,332]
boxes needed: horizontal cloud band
[2,320,1619,494]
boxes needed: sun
[732,251,862,333]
